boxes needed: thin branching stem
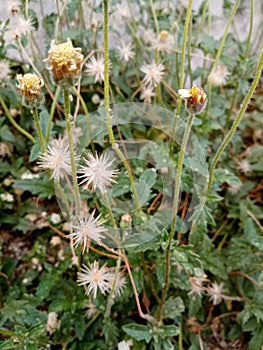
[0,95,35,143]
[103,0,141,214]
[207,48,263,195]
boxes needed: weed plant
[0,1,263,349]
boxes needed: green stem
[104,256,122,318]
[149,0,159,34]
[63,88,81,216]
[0,96,35,143]
[206,0,241,114]
[103,0,141,213]
[170,0,193,154]
[158,113,195,323]
[193,0,209,49]
[54,179,72,220]
[46,86,61,142]
[210,0,241,76]
[207,48,263,195]
[72,86,95,153]
[32,107,46,152]
[226,81,239,127]
[226,0,254,129]
[245,0,254,59]
[170,113,195,239]
[179,0,193,91]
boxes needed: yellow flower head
[159,30,169,42]
[178,85,207,115]
[16,73,44,108]
[44,38,84,86]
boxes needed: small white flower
[50,213,61,225]
[140,86,155,104]
[46,312,60,334]
[69,211,107,253]
[77,261,112,298]
[38,137,79,180]
[208,64,229,87]
[207,281,226,305]
[7,0,21,16]
[117,42,135,63]
[140,61,165,88]
[153,30,174,53]
[237,159,251,174]
[188,277,206,297]
[78,152,118,194]
[228,184,241,194]
[140,27,156,46]
[108,272,126,297]
[85,55,110,84]
[4,27,22,43]
[17,16,35,35]
[84,301,97,319]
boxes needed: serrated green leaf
[248,326,263,350]
[13,176,55,199]
[213,168,242,186]
[122,323,152,343]
[140,169,157,189]
[136,182,150,207]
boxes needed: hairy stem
[170,0,193,154]
[63,88,81,216]
[32,107,46,152]
[158,113,195,323]
[207,48,263,195]
[0,96,35,143]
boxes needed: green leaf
[163,297,185,320]
[74,316,86,341]
[0,125,15,142]
[122,231,159,252]
[122,323,152,343]
[140,169,157,189]
[36,274,58,300]
[135,178,151,207]
[39,109,50,137]
[0,161,13,175]
[153,325,180,339]
[213,168,242,186]
[29,142,41,162]
[13,175,55,199]
[248,326,263,350]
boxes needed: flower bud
[44,38,84,87]
[16,73,44,108]
[178,85,207,115]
